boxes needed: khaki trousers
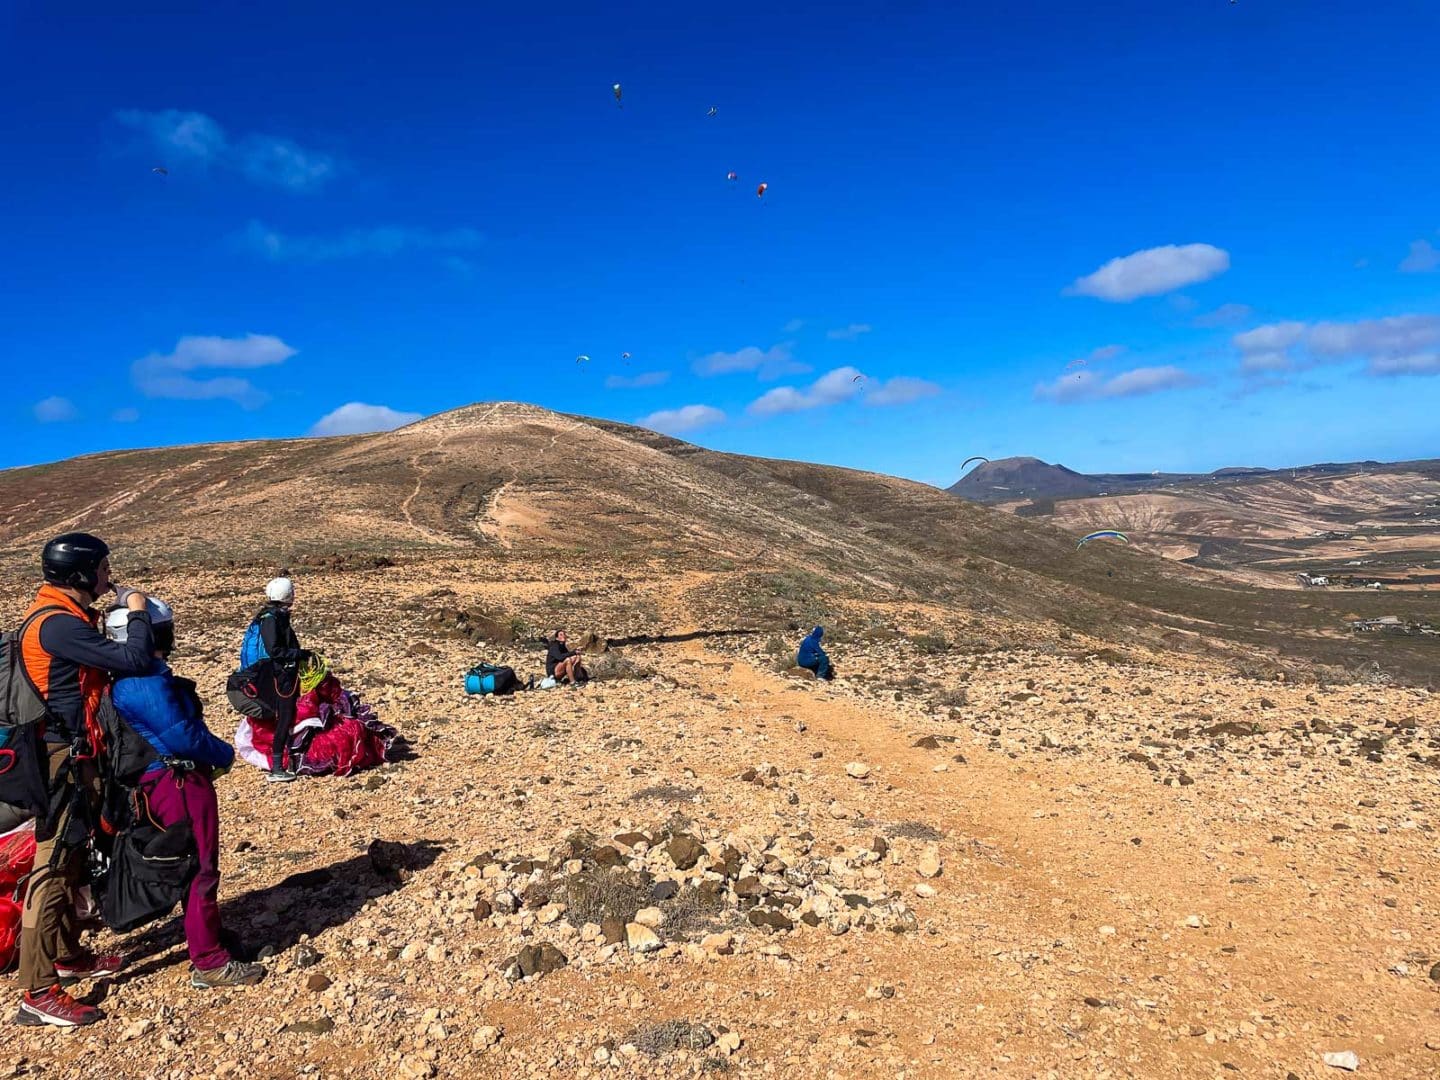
[18,744,90,992]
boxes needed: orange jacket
[20,585,153,745]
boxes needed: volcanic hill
[1,403,1437,1079]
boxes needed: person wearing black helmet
[11,533,155,1029]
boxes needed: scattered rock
[601,914,627,945]
[305,973,332,992]
[701,932,735,956]
[666,833,705,871]
[472,1026,502,1051]
[367,838,410,880]
[625,923,664,953]
[281,1018,336,1037]
[510,943,569,978]
[1322,1050,1360,1071]
[747,908,794,932]
[845,762,871,779]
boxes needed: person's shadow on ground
[96,839,445,992]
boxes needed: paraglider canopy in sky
[576,355,590,364]
[960,456,989,472]
[1076,530,1129,549]
[726,171,738,181]
[152,166,168,175]
[755,182,768,198]
[612,83,622,107]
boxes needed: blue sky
[2,0,1437,486]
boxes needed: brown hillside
[1,401,1433,684]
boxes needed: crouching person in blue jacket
[104,599,266,989]
[796,626,835,681]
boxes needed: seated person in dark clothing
[797,625,834,680]
[544,629,588,685]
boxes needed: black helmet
[42,533,110,594]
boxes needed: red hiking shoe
[16,986,103,1027]
[54,952,126,980]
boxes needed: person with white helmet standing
[105,599,265,988]
[237,578,306,783]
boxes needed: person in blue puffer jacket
[106,598,266,990]
[796,626,834,680]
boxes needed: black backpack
[0,606,68,824]
[93,692,197,934]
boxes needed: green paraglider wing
[1077,530,1129,549]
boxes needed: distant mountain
[947,456,1437,505]
[946,457,1103,502]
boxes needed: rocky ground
[2,557,1438,1079]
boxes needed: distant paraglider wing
[576,355,590,364]
[1076,530,1129,549]
[707,106,718,118]
[152,166,168,176]
[1066,358,1086,369]
[960,456,989,472]
[755,182,768,198]
[852,374,865,383]
[612,83,623,106]
[726,171,738,181]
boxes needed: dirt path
[666,641,1440,1077]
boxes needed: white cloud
[638,404,726,435]
[781,318,806,334]
[1309,315,1440,377]
[1066,243,1230,302]
[1086,344,1127,363]
[132,333,297,408]
[1036,364,1201,404]
[749,366,865,416]
[309,402,422,436]
[1193,303,1254,328]
[240,220,483,262]
[863,376,941,407]
[826,323,872,341]
[1231,313,1440,378]
[605,371,670,389]
[692,343,807,380]
[1368,353,1440,376]
[1233,321,1307,372]
[111,408,140,423]
[1399,239,1440,273]
[33,396,78,423]
[115,109,339,192]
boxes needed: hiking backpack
[0,606,67,822]
[464,663,520,696]
[238,614,270,670]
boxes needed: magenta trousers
[138,769,230,972]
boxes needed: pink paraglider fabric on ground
[0,822,36,971]
[235,675,401,777]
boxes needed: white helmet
[266,577,294,604]
[104,597,174,642]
